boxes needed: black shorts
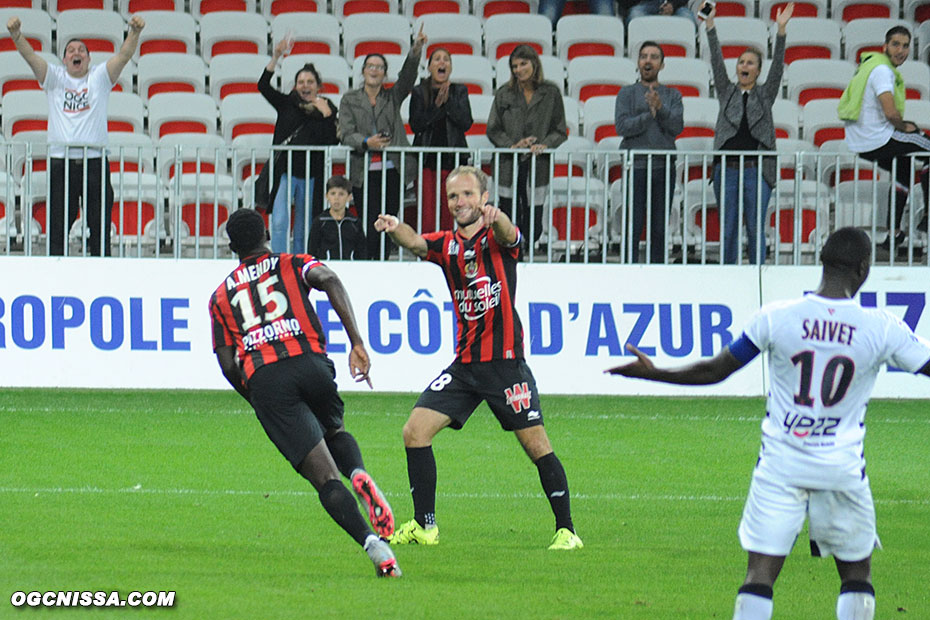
[414,359,543,431]
[248,353,345,469]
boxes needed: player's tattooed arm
[373,214,428,257]
[606,343,744,385]
[215,345,250,401]
[305,265,373,387]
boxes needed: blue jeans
[626,0,696,24]
[539,0,614,25]
[713,164,771,264]
[270,174,313,253]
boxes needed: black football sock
[535,452,574,532]
[325,431,365,479]
[318,479,371,546]
[406,446,437,528]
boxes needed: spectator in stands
[839,25,930,253]
[259,39,339,254]
[7,14,144,256]
[622,0,695,24]
[409,48,473,233]
[704,2,792,264]
[615,40,683,263]
[340,25,427,260]
[487,45,568,246]
[308,175,368,260]
[539,0,615,28]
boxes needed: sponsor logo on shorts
[526,410,540,421]
[504,382,532,413]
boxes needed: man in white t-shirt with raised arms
[608,227,930,620]
[839,26,930,254]
[7,14,144,256]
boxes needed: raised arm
[304,264,373,387]
[373,214,428,257]
[106,14,144,85]
[390,23,427,104]
[606,343,744,385]
[482,203,518,246]
[7,16,47,84]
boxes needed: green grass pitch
[1,389,928,619]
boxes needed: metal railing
[1,140,927,265]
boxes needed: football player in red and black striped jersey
[210,208,402,577]
[374,166,583,550]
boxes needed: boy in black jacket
[309,176,368,260]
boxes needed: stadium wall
[1,258,928,398]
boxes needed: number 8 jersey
[740,293,930,488]
[210,252,328,379]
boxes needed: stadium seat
[468,94,494,136]
[699,17,770,60]
[766,177,830,255]
[209,54,271,101]
[220,93,277,143]
[772,99,801,140]
[134,10,197,57]
[801,99,845,146]
[680,97,719,140]
[660,57,711,98]
[260,0,319,17]
[445,54,495,95]
[48,0,113,18]
[918,20,930,63]
[834,178,890,230]
[334,0,397,18]
[567,56,636,102]
[350,54,403,88]
[676,135,716,183]
[785,59,856,105]
[818,138,887,186]
[343,13,412,59]
[759,0,827,20]
[684,176,720,248]
[906,0,930,23]
[191,0,255,19]
[231,132,272,188]
[562,95,579,136]
[137,53,207,101]
[555,15,625,62]
[156,133,228,183]
[552,135,596,179]
[495,55,566,93]
[199,12,270,62]
[904,99,930,132]
[594,136,624,183]
[87,52,133,92]
[118,0,182,19]
[56,10,125,56]
[473,0,537,19]
[843,19,912,63]
[544,175,605,258]
[711,0,754,16]
[270,14,341,57]
[148,93,219,138]
[106,91,145,133]
[775,137,817,180]
[0,8,52,53]
[898,61,930,99]
[778,18,841,64]
[109,170,166,246]
[107,131,156,173]
[415,14,483,57]
[582,96,618,144]
[0,169,16,243]
[1,90,48,140]
[484,14,553,60]
[626,15,696,58]
[832,0,896,22]
[0,50,49,96]
[0,0,41,9]
[280,54,351,95]
[402,0,466,17]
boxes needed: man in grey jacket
[339,26,427,259]
[615,41,684,263]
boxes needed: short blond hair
[447,165,489,194]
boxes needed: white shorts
[737,471,880,561]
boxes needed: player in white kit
[607,227,930,620]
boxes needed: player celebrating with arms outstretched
[609,227,930,620]
[210,209,400,577]
[374,166,582,550]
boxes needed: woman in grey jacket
[487,44,567,246]
[704,1,793,264]
[338,26,426,259]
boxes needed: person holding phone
[703,1,793,264]
[339,25,427,260]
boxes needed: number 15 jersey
[742,293,930,488]
[210,252,327,380]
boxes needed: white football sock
[733,593,773,620]
[836,592,875,620]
